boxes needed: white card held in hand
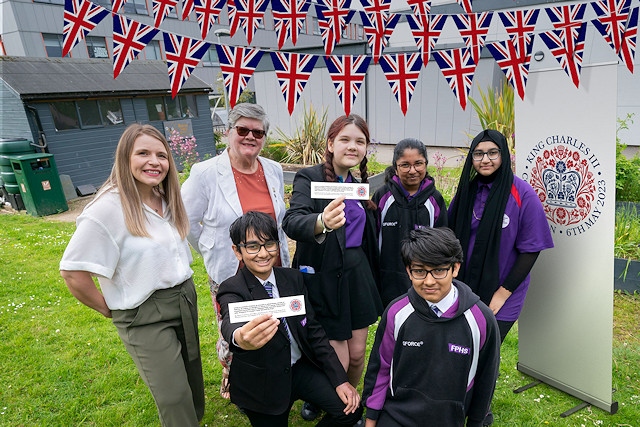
[229,295,306,323]
[310,182,370,200]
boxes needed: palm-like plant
[275,103,328,165]
[469,78,515,153]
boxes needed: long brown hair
[323,114,376,210]
[98,123,190,238]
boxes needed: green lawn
[0,213,638,426]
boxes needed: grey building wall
[0,81,33,141]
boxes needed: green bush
[616,114,640,202]
[260,140,288,162]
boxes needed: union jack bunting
[486,38,533,100]
[324,55,371,116]
[216,44,263,108]
[194,0,226,39]
[379,53,422,115]
[112,14,159,78]
[315,0,355,55]
[457,0,472,14]
[539,27,586,88]
[591,0,632,54]
[163,32,211,97]
[432,47,477,110]
[62,0,109,57]
[498,9,540,58]
[227,0,268,45]
[182,0,194,20]
[360,11,400,63]
[451,12,493,65]
[545,4,587,44]
[406,0,430,19]
[112,0,126,13]
[270,52,318,114]
[152,0,179,28]
[406,12,447,66]
[619,6,638,73]
[271,0,311,49]
[359,0,392,30]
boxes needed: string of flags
[63,0,639,115]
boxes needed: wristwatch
[318,213,333,233]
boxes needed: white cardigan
[181,149,290,284]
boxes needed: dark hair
[229,211,278,245]
[323,114,376,210]
[401,228,463,267]
[385,138,432,183]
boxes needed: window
[77,100,103,127]
[50,99,123,130]
[145,96,198,121]
[202,46,219,65]
[180,95,198,118]
[357,25,364,41]
[143,40,162,60]
[100,99,124,125]
[123,0,148,15]
[86,36,109,58]
[146,97,166,121]
[43,34,67,58]
[50,102,79,130]
[34,0,64,4]
[311,17,321,35]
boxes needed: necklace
[472,209,482,221]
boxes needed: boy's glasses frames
[238,241,279,254]
[409,265,452,280]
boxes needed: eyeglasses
[238,240,279,254]
[234,126,266,139]
[409,265,452,280]
[396,161,427,172]
[472,149,501,161]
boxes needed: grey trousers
[112,278,204,427]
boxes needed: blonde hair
[98,123,190,239]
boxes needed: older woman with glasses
[181,103,290,399]
[448,129,553,425]
[372,138,448,307]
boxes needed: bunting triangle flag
[324,55,371,116]
[112,0,126,14]
[406,0,431,19]
[194,0,226,39]
[539,27,586,88]
[272,0,311,49]
[227,0,269,45]
[545,4,587,43]
[457,0,472,14]
[451,12,493,64]
[163,32,211,97]
[619,6,638,73]
[112,14,160,78]
[315,0,355,55]
[406,12,447,66]
[216,44,264,108]
[591,0,632,54]
[62,0,110,57]
[486,37,533,100]
[271,51,318,114]
[379,53,422,115]
[182,0,195,19]
[498,9,540,57]
[433,47,477,110]
[360,11,400,63]
[152,0,179,28]
[359,0,392,30]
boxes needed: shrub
[274,103,328,165]
[469,78,515,154]
[166,127,199,174]
[616,114,640,202]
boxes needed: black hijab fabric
[449,129,514,305]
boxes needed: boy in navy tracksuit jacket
[362,228,500,427]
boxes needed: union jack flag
[270,51,318,115]
[112,0,126,13]
[152,0,179,28]
[359,0,392,30]
[539,27,586,88]
[619,6,638,73]
[163,32,211,98]
[315,0,355,55]
[216,44,264,108]
[62,0,109,57]
[379,53,422,115]
[451,12,493,65]
[112,14,159,79]
[545,4,587,44]
[194,0,226,39]
[432,47,477,110]
[498,9,539,57]
[182,0,195,20]
[591,0,632,54]
[272,0,311,49]
[227,0,268,45]
[486,38,532,100]
[457,0,472,14]
[360,11,400,63]
[405,0,430,19]
[406,12,447,66]
[324,55,371,116]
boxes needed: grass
[615,205,640,261]
[1,212,639,426]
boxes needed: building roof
[0,56,212,101]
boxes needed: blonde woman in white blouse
[60,124,204,427]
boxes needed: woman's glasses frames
[396,161,427,172]
[234,126,266,139]
[472,149,501,161]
